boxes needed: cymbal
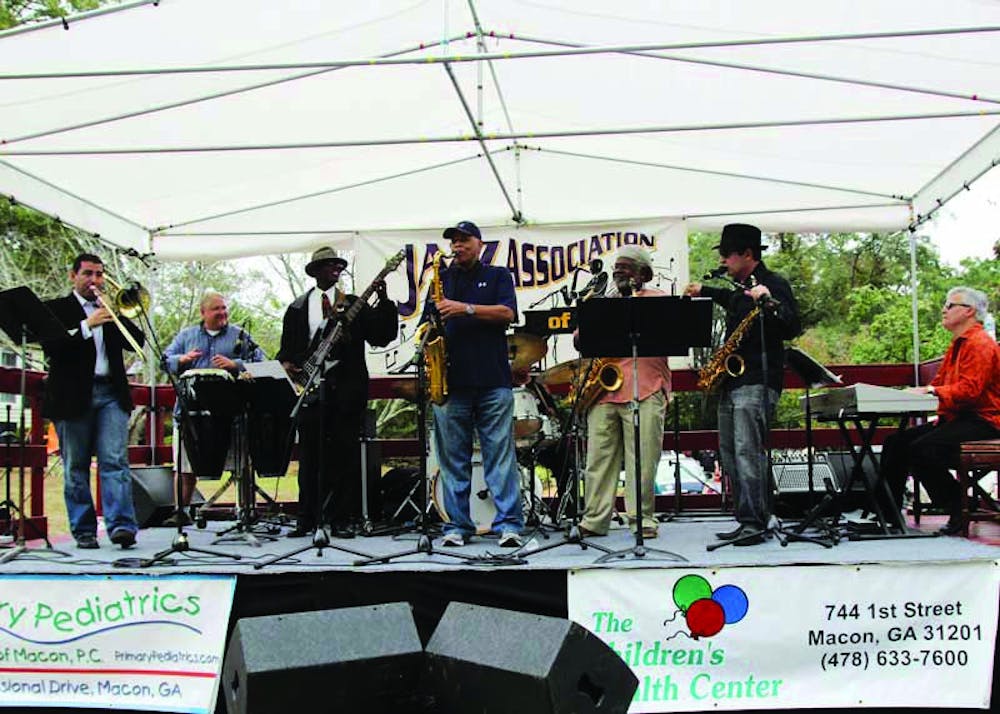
[539,358,586,386]
[507,333,547,372]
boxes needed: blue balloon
[712,584,749,624]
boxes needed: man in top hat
[685,224,801,545]
[278,247,398,537]
[424,221,523,548]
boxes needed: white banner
[568,561,999,711]
[353,220,688,375]
[0,574,236,713]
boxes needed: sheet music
[244,359,295,390]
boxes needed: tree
[0,1,109,30]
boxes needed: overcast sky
[922,166,999,268]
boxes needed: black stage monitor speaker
[425,602,638,714]
[130,466,204,528]
[222,602,423,714]
[771,455,839,494]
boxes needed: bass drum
[428,445,544,534]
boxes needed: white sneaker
[441,532,465,547]
[498,531,523,548]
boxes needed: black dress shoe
[938,518,964,536]
[733,528,766,546]
[286,524,314,538]
[715,524,745,540]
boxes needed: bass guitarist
[278,247,398,538]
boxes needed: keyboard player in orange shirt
[880,286,1000,535]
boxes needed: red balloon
[686,598,725,638]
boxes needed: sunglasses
[944,302,972,310]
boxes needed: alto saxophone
[697,304,760,391]
[416,252,449,405]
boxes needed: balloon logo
[712,584,749,624]
[667,576,750,639]
[685,598,725,638]
[672,574,712,612]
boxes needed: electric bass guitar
[292,249,405,400]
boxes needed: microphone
[702,266,727,281]
[588,258,603,274]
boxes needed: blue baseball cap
[443,220,482,241]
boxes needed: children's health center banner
[0,574,236,713]
[568,560,999,712]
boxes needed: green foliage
[0,0,107,30]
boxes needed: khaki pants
[581,390,666,534]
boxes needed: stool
[957,439,1000,537]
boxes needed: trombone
[92,276,150,358]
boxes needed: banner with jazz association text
[353,219,688,375]
[0,574,235,713]
[568,560,999,712]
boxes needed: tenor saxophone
[696,304,760,391]
[572,358,624,412]
[416,252,449,404]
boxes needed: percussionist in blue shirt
[164,290,264,516]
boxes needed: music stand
[0,287,71,563]
[578,295,710,563]
[783,347,842,546]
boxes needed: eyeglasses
[944,302,972,310]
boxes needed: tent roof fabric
[2,0,999,260]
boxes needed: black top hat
[305,247,348,277]
[713,223,767,255]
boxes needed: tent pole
[9,109,1000,157]
[908,227,921,386]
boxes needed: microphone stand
[355,327,484,566]
[512,358,618,560]
[596,285,685,564]
[707,280,830,550]
[256,341,375,569]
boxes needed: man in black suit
[277,247,397,537]
[41,253,145,549]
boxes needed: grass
[32,456,558,540]
[34,456,300,539]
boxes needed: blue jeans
[55,382,138,539]
[717,384,779,529]
[432,387,523,537]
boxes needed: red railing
[0,359,941,538]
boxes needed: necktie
[321,291,334,320]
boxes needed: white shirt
[74,291,109,378]
[307,286,340,339]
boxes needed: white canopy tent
[1,0,999,261]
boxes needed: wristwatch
[927,385,936,396]
[465,303,476,316]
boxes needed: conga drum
[177,368,235,478]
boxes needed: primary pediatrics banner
[353,220,688,375]
[568,560,999,712]
[0,574,235,713]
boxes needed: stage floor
[3,511,997,576]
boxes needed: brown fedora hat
[305,247,348,277]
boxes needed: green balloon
[673,574,712,612]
